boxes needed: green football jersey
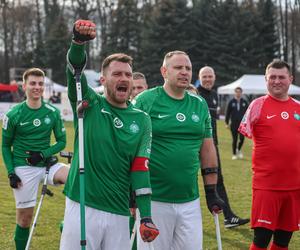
[134,86,212,203]
[64,43,152,216]
[2,101,66,174]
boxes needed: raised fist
[73,19,96,43]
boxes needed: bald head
[198,66,216,90]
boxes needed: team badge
[176,113,186,122]
[44,117,51,125]
[213,99,217,105]
[281,112,289,120]
[130,122,140,133]
[113,117,123,128]
[294,113,300,120]
[191,113,200,122]
[33,119,41,127]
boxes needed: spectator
[198,66,249,228]
[225,87,249,160]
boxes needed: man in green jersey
[60,20,159,250]
[2,68,68,250]
[133,51,224,250]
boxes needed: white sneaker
[232,155,238,160]
[237,150,243,159]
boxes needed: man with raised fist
[1,67,68,250]
[60,20,159,250]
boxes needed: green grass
[0,121,299,249]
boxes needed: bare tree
[1,0,10,82]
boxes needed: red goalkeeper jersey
[239,95,300,190]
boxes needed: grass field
[0,121,299,250]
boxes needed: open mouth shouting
[115,83,130,100]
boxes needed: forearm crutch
[25,156,57,250]
[74,67,89,250]
[213,213,222,250]
[130,220,137,249]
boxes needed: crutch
[130,220,137,249]
[60,151,73,164]
[25,156,57,250]
[213,212,222,250]
[74,67,89,250]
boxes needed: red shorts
[251,189,300,231]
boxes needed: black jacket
[197,85,219,145]
[225,97,248,129]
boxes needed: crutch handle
[77,100,89,117]
[45,156,58,169]
[60,151,73,164]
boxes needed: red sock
[249,243,267,250]
[269,242,288,250]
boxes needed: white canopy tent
[217,74,300,95]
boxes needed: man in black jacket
[225,87,249,160]
[198,66,249,228]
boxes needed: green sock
[14,224,29,250]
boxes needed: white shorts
[60,197,130,250]
[13,163,64,208]
[137,198,203,250]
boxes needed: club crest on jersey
[113,117,123,128]
[130,122,140,133]
[191,113,200,122]
[44,117,51,125]
[294,113,300,120]
[176,113,186,122]
[281,112,289,120]
[33,119,41,127]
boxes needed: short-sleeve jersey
[239,95,300,190]
[2,101,66,173]
[133,87,212,203]
[64,45,152,216]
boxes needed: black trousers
[230,123,245,155]
[215,144,235,219]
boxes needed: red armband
[131,157,149,172]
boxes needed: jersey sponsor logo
[294,113,300,120]
[130,122,140,133]
[2,114,8,130]
[44,117,51,125]
[191,113,200,122]
[113,117,123,128]
[158,114,169,119]
[101,108,112,115]
[20,121,30,126]
[257,219,272,225]
[176,113,186,122]
[266,114,276,119]
[281,112,289,120]
[33,119,41,127]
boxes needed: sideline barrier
[0,101,74,121]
